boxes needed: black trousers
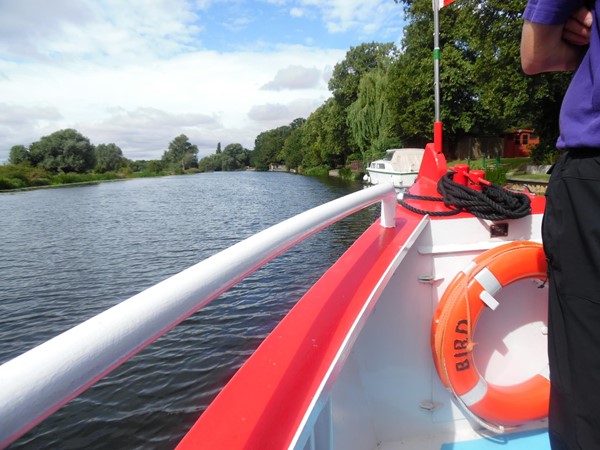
[543,150,600,449]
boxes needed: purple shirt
[524,0,600,148]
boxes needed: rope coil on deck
[398,172,532,219]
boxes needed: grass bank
[447,157,549,187]
[0,165,172,192]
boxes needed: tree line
[2,129,256,189]
[253,0,568,169]
[7,129,251,175]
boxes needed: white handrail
[0,183,397,448]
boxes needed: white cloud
[0,0,404,162]
[0,0,93,61]
[261,65,322,91]
[290,7,305,18]
[0,0,201,63]
[0,104,63,153]
[0,44,343,161]
[222,16,254,32]
[299,0,403,39]
[248,98,322,123]
[75,107,222,159]
[248,103,291,121]
[322,65,334,84]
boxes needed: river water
[0,172,376,449]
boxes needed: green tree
[322,99,356,167]
[280,118,307,170]
[386,43,434,148]
[146,160,165,173]
[162,134,199,171]
[347,70,401,162]
[329,42,399,108]
[386,0,473,151]
[243,0,569,167]
[324,43,399,166]
[198,153,222,172]
[300,103,335,169]
[526,74,571,163]
[289,117,306,131]
[462,0,570,161]
[95,143,124,173]
[388,0,568,158]
[282,126,305,170]
[216,142,222,154]
[252,126,292,171]
[300,110,324,169]
[8,145,30,165]
[295,99,355,169]
[222,143,250,170]
[457,0,545,134]
[29,129,96,173]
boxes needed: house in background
[503,130,539,157]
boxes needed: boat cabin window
[377,163,385,169]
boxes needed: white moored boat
[364,148,425,189]
[0,142,551,449]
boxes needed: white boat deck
[438,430,549,449]
[328,214,549,450]
[378,428,549,449]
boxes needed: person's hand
[563,7,593,46]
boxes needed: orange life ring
[431,241,549,427]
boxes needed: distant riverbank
[1,164,367,193]
[0,164,218,192]
[0,177,136,193]
[0,164,171,192]
[2,158,549,193]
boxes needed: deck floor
[441,429,549,449]
[378,426,549,450]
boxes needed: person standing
[521,2,598,449]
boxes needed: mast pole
[433,0,443,153]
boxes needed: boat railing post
[380,188,396,228]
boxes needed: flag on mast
[439,0,456,9]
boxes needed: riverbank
[0,164,187,192]
[328,168,364,181]
[505,175,548,194]
[2,158,550,193]
[0,177,136,193]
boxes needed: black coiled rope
[398,172,531,220]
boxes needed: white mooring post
[380,189,397,228]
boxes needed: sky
[0,0,406,162]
